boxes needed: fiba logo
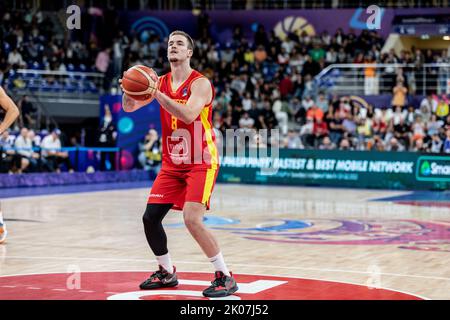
[273,16,315,40]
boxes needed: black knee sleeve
[142,203,173,256]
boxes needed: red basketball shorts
[147,166,219,211]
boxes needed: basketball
[121,65,159,101]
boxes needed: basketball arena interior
[0,0,450,306]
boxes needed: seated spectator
[416,100,432,123]
[315,92,329,113]
[372,114,387,137]
[410,116,426,147]
[328,112,344,145]
[138,129,162,174]
[313,117,328,147]
[372,135,385,151]
[420,93,438,115]
[436,95,449,119]
[306,104,324,122]
[14,127,38,172]
[242,92,252,111]
[342,113,357,137]
[283,129,303,149]
[287,97,302,120]
[299,117,314,148]
[444,129,450,153]
[427,114,444,137]
[238,111,255,133]
[318,136,335,150]
[7,48,26,68]
[41,129,74,173]
[386,137,405,152]
[393,117,411,149]
[430,134,443,153]
[412,138,428,152]
[339,138,352,150]
[0,130,21,173]
[272,99,288,136]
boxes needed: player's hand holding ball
[119,65,159,102]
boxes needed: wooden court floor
[0,184,449,300]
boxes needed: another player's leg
[183,202,238,297]
[140,203,179,289]
[0,203,7,244]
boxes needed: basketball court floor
[0,182,449,300]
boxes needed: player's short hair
[169,30,195,51]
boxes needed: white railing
[314,63,450,96]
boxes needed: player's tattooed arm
[0,87,20,134]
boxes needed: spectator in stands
[313,117,328,147]
[97,105,117,171]
[315,92,329,113]
[411,116,426,148]
[283,129,303,149]
[436,95,449,119]
[14,127,38,172]
[386,137,405,152]
[364,55,378,95]
[393,117,411,149]
[339,138,352,150]
[328,111,344,145]
[272,99,288,136]
[430,134,443,153]
[443,129,450,153]
[318,136,335,150]
[300,117,314,148]
[0,130,21,173]
[306,104,324,122]
[18,95,37,129]
[392,80,407,109]
[41,129,74,173]
[7,48,26,68]
[138,129,162,174]
[237,112,255,146]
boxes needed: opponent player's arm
[0,87,20,134]
[155,78,211,124]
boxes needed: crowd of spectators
[0,127,74,174]
[1,8,450,158]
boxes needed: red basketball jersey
[158,69,218,170]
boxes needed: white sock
[209,252,231,276]
[0,211,4,225]
[156,253,174,274]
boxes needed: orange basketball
[121,65,159,101]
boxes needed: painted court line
[3,255,450,282]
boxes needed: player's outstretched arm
[0,87,20,134]
[155,78,211,124]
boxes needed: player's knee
[183,213,202,230]
[142,204,167,226]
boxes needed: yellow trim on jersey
[202,168,216,204]
[200,107,218,170]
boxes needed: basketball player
[0,86,20,244]
[120,30,238,297]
